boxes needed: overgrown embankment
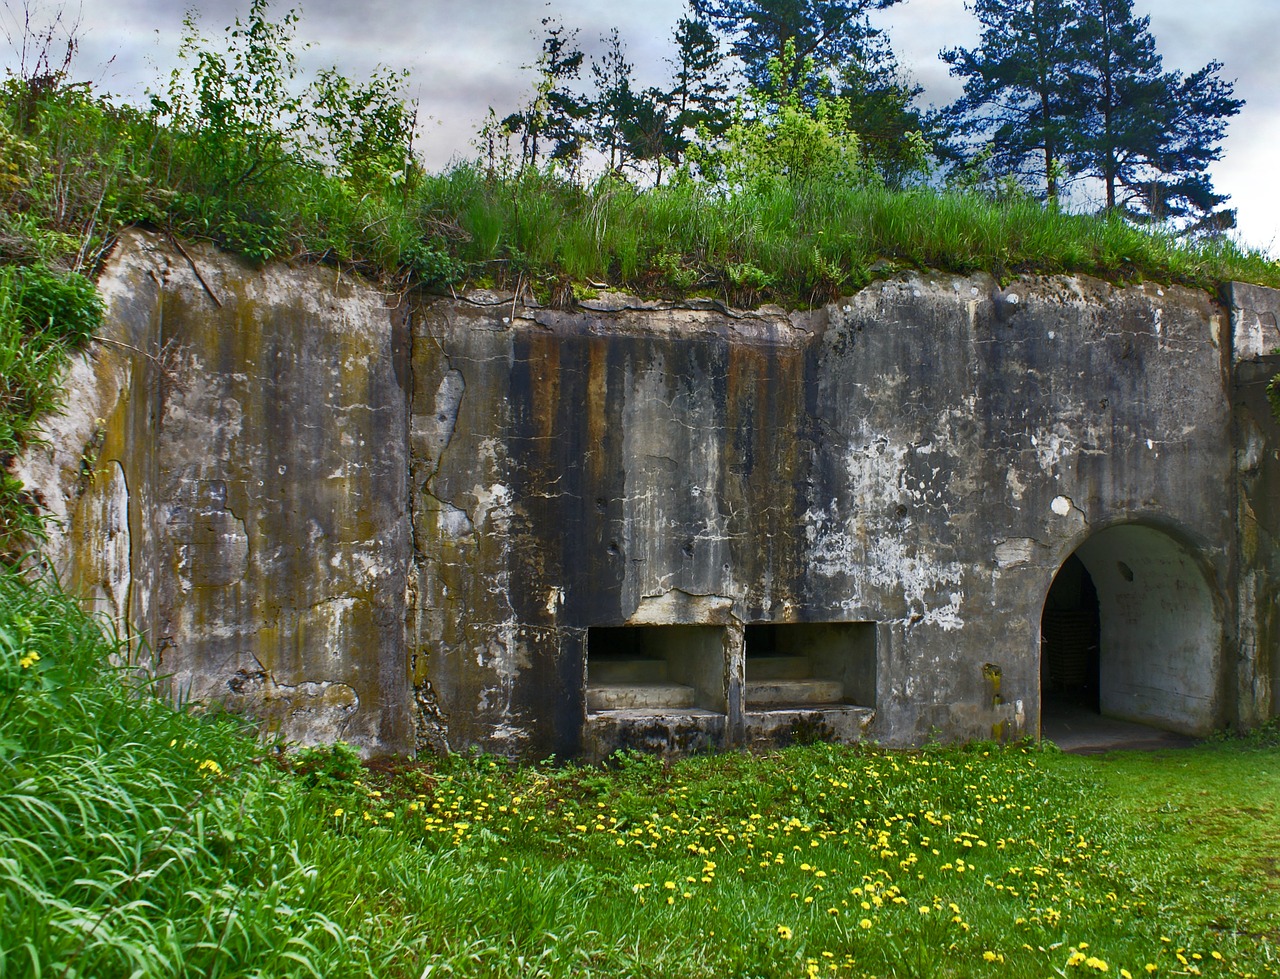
[6,73,1280,553]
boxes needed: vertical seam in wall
[1222,282,1243,729]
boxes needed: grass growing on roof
[2,564,1277,977]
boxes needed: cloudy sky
[18,0,1280,253]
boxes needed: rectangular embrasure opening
[586,625,726,713]
[744,622,876,708]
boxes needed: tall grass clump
[421,171,1280,306]
[0,568,373,976]
[0,261,102,560]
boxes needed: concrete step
[587,682,696,711]
[588,656,669,684]
[745,678,845,706]
[745,655,812,680]
[745,705,876,746]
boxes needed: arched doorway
[1041,554,1100,711]
[1040,523,1223,736]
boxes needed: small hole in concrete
[743,623,876,709]
[586,625,726,713]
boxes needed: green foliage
[144,0,420,264]
[941,0,1078,201]
[3,577,1276,978]
[417,164,1280,308]
[151,1,309,189]
[0,262,102,561]
[1063,0,1241,225]
[7,261,102,341]
[694,0,905,96]
[662,10,732,176]
[712,40,867,191]
[310,65,418,190]
[499,16,591,172]
[836,54,934,187]
[0,567,376,975]
[942,0,1242,224]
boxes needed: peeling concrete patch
[994,539,1038,568]
[225,668,359,744]
[631,590,735,625]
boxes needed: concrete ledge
[583,708,727,762]
[745,678,845,705]
[586,682,697,711]
[745,706,876,749]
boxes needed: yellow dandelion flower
[333,808,344,817]
[859,919,872,930]
[1085,958,1108,972]
[776,925,793,940]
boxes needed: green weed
[2,567,1277,976]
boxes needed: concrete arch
[1041,522,1225,736]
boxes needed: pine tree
[692,0,902,96]
[500,17,590,170]
[1066,0,1241,223]
[621,90,679,183]
[664,10,731,165]
[835,32,929,186]
[943,0,1243,224]
[941,0,1078,201]
[590,28,638,173]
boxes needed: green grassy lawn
[2,569,1277,978]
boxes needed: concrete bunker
[1040,523,1224,736]
[24,232,1279,759]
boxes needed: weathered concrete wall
[409,275,1245,756]
[18,231,1279,758]
[18,234,413,755]
[1229,282,1280,726]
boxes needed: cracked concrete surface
[17,233,1280,758]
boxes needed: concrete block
[587,682,696,711]
[587,656,670,684]
[745,678,845,706]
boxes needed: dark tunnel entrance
[1039,524,1223,738]
[1040,554,1100,711]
